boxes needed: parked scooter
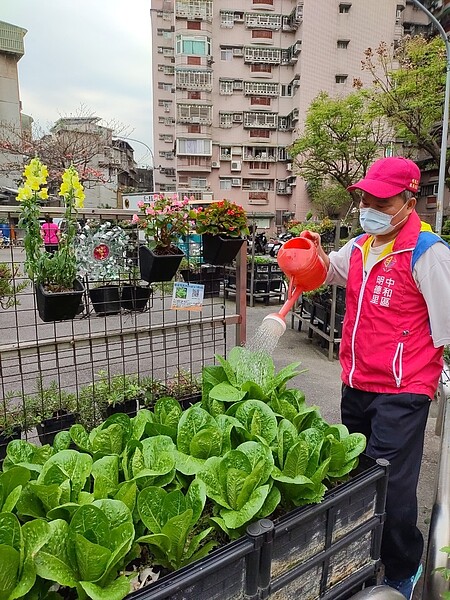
[247,231,268,255]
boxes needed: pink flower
[131,214,140,224]
[137,200,145,209]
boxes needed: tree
[0,105,129,193]
[356,35,448,186]
[289,91,388,211]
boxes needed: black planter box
[121,285,152,311]
[35,279,84,322]
[89,285,121,315]
[36,411,77,446]
[202,234,245,266]
[125,455,388,600]
[139,245,184,283]
[180,268,221,298]
[0,426,21,462]
[104,398,138,419]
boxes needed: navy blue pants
[341,385,430,580]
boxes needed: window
[158,82,173,91]
[251,63,272,73]
[187,21,202,30]
[335,74,348,83]
[249,129,270,138]
[244,81,279,96]
[176,35,211,56]
[280,83,293,97]
[176,69,213,90]
[188,91,201,99]
[220,80,234,95]
[245,47,281,63]
[250,96,271,106]
[244,112,277,128]
[190,178,207,188]
[219,113,233,128]
[188,124,201,134]
[220,11,234,27]
[245,13,282,28]
[221,48,233,61]
[219,178,232,190]
[339,3,351,13]
[337,39,349,49]
[157,28,173,38]
[252,30,273,39]
[177,138,212,155]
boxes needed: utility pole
[409,0,450,234]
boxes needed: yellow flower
[38,188,49,200]
[17,184,32,201]
[23,157,48,187]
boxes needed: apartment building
[151,0,427,229]
[0,20,30,192]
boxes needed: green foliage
[194,199,250,237]
[360,36,449,186]
[289,91,385,207]
[433,545,450,599]
[0,348,367,598]
[0,263,28,309]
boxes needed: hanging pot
[89,285,121,315]
[35,279,84,322]
[139,245,184,283]
[180,267,221,298]
[103,398,138,419]
[121,285,152,311]
[202,234,245,266]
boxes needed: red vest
[340,211,443,398]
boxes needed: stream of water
[246,316,286,356]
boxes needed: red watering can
[262,231,327,332]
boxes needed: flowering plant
[194,199,249,237]
[18,158,85,291]
[132,194,193,253]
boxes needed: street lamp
[409,0,450,234]
[115,137,156,169]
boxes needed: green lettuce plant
[34,499,135,600]
[136,479,216,570]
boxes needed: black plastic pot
[178,392,202,411]
[202,234,245,266]
[104,398,138,418]
[180,268,221,298]
[35,279,84,322]
[36,410,77,446]
[139,245,184,283]
[121,285,151,311]
[0,426,21,462]
[89,285,121,315]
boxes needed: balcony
[248,191,269,205]
[0,22,26,56]
[175,0,213,21]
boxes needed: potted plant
[0,263,28,309]
[132,194,193,282]
[194,199,249,265]
[121,267,152,312]
[76,221,132,315]
[90,371,146,418]
[17,158,85,322]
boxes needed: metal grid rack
[0,207,246,443]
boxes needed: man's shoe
[383,564,423,600]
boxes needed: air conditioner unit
[231,178,241,186]
[233,47,244,56]
[211,161,220,168]
[286,186,292,194]
[286,163,293,171]
[233,114,243,123]
[231,160,241,171]
[234,81,244,90]
[158,65,164,71]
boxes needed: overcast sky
[1,0,154,166]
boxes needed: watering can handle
[299,230,316,241]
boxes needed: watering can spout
[264,232,327,328]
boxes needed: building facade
[151,0,428,229]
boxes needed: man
[305,156,450,599]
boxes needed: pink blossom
[137,201,145,209]
[131,214,140,224]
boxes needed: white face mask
[359,204,407,236]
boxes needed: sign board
[171,282,204,311]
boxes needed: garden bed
[126,455,387,600]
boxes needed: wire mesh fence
[0,207,244,449]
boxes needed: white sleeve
[413,242,450,347]
[324,238,354,286]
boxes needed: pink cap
[347,157,420,199]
